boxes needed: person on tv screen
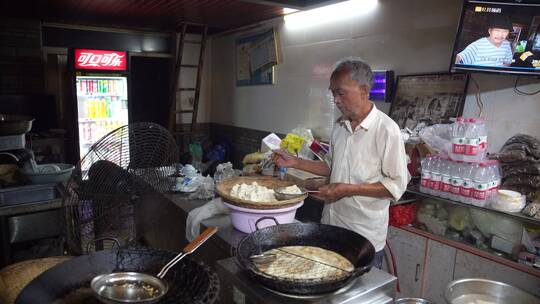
[455,15,514,67]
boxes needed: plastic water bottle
[451,117,466,161]
[278,167,287,180]
[440,158,452,199]
[464,118,480,163]
[449,161,464,202]
[429,156,442,196]
[477,118,488,162]
[471,162,489,207]
[487,160,501,203]
[420,155,433,194]
[460,162,477,204]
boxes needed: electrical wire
[469,75,484,118]
[513,76,540,96]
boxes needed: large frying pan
[235,218,375,295]
[16,247,220,304]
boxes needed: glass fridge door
[76,76,129,160]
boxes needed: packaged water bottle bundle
[420,155,501,207]
[450,117,488,163]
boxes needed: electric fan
[62,122,178,255]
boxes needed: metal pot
[90,227,217,304]
[445,278,539,304]
[0,114,34,135]
[235,217,375,295]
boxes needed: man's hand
[317,183,351,203]
[272,149,299,168]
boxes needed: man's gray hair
[332,57,374,89]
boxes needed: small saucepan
[91,227,218,304]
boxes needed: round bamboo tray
[215,176,307,209]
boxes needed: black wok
[16,247,220,304]
[235,217,375,295]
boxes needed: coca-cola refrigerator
[72,48,130,159]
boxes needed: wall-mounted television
[370,70,394,102]
[450,0,540,76]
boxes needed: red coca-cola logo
[75,49,127,70]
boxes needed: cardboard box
[284,168,328,190]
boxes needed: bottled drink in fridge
[90,122,97,142]
[110,80,116,95]
[460,162,477,204]
[472,162,489,207]
[451,117,466,161]
[420,155,433,194]
[86,122,92,142]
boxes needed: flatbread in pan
[255,246,354,281]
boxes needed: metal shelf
[406,184,540,226]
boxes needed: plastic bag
[522,203,540,217]
[214,162,236,183]
[501,185,539,202]
[188,175,215,200]
[185,197,229,241]
[503,174,540,188]
[418,124,453,157]
[500,142,540,159]
[503,134,540,150]
[289,126,316,160]
[470,209,523,245]
[501,162,540,177]
[493,149,528,163]
[242,152,265,165]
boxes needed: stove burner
[261,276,358,299]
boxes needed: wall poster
[389,73,470,130]
[236,28,280,86]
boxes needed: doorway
[129,56,171,128]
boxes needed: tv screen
[450,0,540,76]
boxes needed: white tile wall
[204,0,540,145]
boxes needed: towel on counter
[186,197,229,241]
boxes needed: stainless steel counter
[216,257,396,304]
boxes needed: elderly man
[273,58,410,268]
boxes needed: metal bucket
[445,278,539,304]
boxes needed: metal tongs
[250,249,352,273]
[250,252,277,265]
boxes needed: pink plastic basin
[223,201,304,233]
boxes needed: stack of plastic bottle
[420,118,501,208]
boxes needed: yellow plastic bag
[280,134,305,156]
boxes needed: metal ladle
[91,226,218,304]
[274,186,319,201]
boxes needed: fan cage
[63,122,178,255]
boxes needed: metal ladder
[168,22,208,151]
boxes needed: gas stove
[216,257,396,304]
